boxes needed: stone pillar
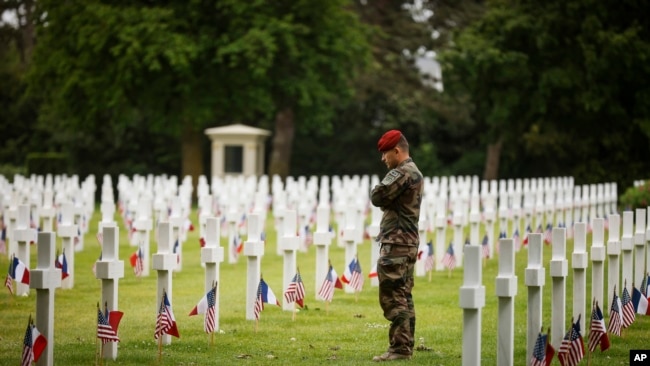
[280,210,299,311]
[14,205,36,296]
[621,211,634,295]
[525,233,544,363]
[314,206,334,295]
[606,214,621,315]
[572,223,588,323]
[30,232,62,366]
[201,217,224,330]
[40,190,56,233]
[634,209,646,288]
[152,222,176,345]
[94,224,124,360]
[244,213,265,320]
[133,198,153,277]
[591,218,606,313]
[550,228,568,350]
[459,245,484,366]
[496,239,517,366]
[343,205,358,293]
[168,197,184,271]
[58,202,77,289]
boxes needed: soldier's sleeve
[370,169,407,207]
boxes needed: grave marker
[459,245,484,366]
[14,204,36,296]
[606,214,621,315]
[151,222,176,345]
[201,217,223,331]
[30,232,62,366]
[496,239,517,366]
[525,233,544,363]
[550,227,567,350]
[244,213,265,320]
[94,224,124,360]
[58,202,77,289]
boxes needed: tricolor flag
[9,255,30,285]
[530,328,555,366]
[97,303,123,343]
[441,242,456,270]
[253,278,280,320]
[21,318,47,366]
[155,291,180,339]
[368,264,378,278]
[129,247,144,277]
[632,285,649,315]
[318,265,343,302]
[543,223,552,244]
[341,257,363,292]
[189,283,217,333]
[621,285,635,327]
[557,315,585,366]
[522,225,532,246]
[588,301,610,352]
[481,234,490,258]
[284,271,306,308]
[55,250,69,280]
[608,288,623,336]
[424,241,434,273]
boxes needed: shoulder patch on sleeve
[381,169,403,185]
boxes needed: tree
[438,0,650,186]
[27,0,371,182]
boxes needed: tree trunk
[268,107,295,180]
[18,0,36,67]
[181,123,204,201]
[483,140,502,181]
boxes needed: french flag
[632,286,650,315]
[11,256,30,285]
[55,251,69,280]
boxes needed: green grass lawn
[0,209,648,365]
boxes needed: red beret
[377,130,402,152]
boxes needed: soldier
[370,130,424,362]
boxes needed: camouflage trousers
[377,243,417,355]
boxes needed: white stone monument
[14,204,36,296]
[496,238,517,366]
[525,233,544,363]
[550,227,568,350]
[634,208,646,287]
[621,211,634,295]
[572,223,587,324]
[30,232,62,366]
[201,217,224,330]
[606,214,621,315]
[591,218,606,312]
[459,245,484,366]
[314,205,334,295]
[94,224,124,360]
[244,213,265,320]
[58,202,77,289]
[151,222,176,345]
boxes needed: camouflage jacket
[370,157,424,246]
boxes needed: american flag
[5,257,13,295]
[284,271,306,308]
[318,265,342,302]
[481,234,490,258]
[22,320,46,366]
[543,223,552,244]
[441,242,456,270]
[588,301,610,352]
[530,330,555,366]
[513,228,520,250]
[621,286,635,327]
[424,241,434,273]
[155,291,179,339]
[348,258,363,292]
[97,306,120,343]
[557,316,585,366]
[253,278,279,320]
[130,247,144,277]
[204,286,217,333]
[608,290,623,336]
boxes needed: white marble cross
[94,224,124,360]
[550,227,568,350]
[152,222,177,345]
[244,213,265,320]
[280,210,299,311]
[621,211,634,295]
[524,233,544,363]
[201,217,223,330]
[133,198,153,276]
[314,205,334,295]
[342,205,358,293]
[30,232,62,366]
[496,239,517,366]
[591,218,606,314]
[57,202,77,289]
[606,214,621,315]
[634,209,646,288]
[366,204,380,287]
[459,245,484,366]
[14,204,36,296]
[572,223,588,325]
[40,190,56,232]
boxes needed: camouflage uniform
[370,157,424,356]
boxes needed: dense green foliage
[1,0,650,192]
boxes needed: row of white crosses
[459,209,650,366]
